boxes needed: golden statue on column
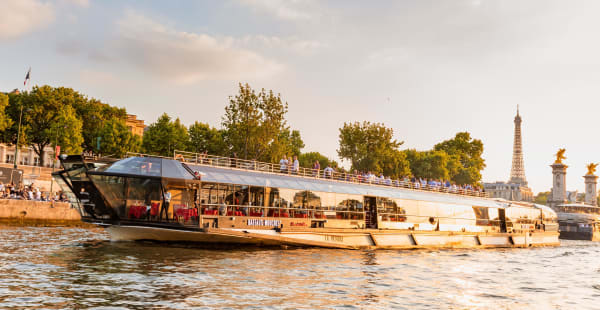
[586,163,598,176]
[555,148,566,164]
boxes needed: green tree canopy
[403,149,450,180]
[534,191,550,205]
[222,83,298,161]
[72,97,126,153]
[337,121,404,176]
[298,151,338,169]
[188,121,227,155]
[98,118,141,157]
[434,132,485,185]
[0,93,12,132]
[16,86,84,165]
[142,113,189,156]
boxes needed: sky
[1,0,599,194]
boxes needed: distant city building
[484,107,533,202]
[126,114,145,137]
[0,143,58,168]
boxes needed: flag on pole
[24,68,31,86]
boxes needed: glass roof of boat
[94,157,195,179]
[191,164,503,208]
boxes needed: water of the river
[1,226,599,309]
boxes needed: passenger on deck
[279,155,288,173]
[219,198,227,216]
[324,165,334,179]
[287,154,293,174]
[292,156,299,175]
[312,161,320,177]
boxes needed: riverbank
[0,199,93,227]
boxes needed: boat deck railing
[170,150,489,198]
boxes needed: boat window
[89,175,126,213]
[268,187,280,207]
[96,157,162,177]
[126,178,161,205]
[472,206,489,225]
[249,186,265,207]
[307,191,322,209]
[200,182,218,205]
[292,190,308,208]
[161,159,195,179]
[336,193,350,211]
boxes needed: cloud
[237,0,314,20]
[113,12,283,83]
[64,0,89,7]
[238,35,326,55]
[0,0,54,39]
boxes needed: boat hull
[105,225,560,249]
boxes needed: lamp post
[13,104,24,169]
[49,127,59,202]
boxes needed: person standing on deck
[292,156,299,175]
[279,155,288,173]
[161,190,171,220]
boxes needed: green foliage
[298,152,338,169]
[72,97,126,153]
[337,121,406,177]
[51,105,84,155]
[0,93,12,132]
[222,83,300,161]
[16,86,85,165]
[142,113,189,156]
[434,132,485,185]
[98,118,141,157]
[403,149,450,180]
[534,191,551,205]
[188,122,228,155]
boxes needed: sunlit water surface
[1,226,600,309]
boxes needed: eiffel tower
[509,106,527,186]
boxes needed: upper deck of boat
[159,150,490,200]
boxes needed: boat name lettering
[324,235,344,242]
[247,219,281,226]
[290,222,307,227]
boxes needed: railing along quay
[171,150,489,199]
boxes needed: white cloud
[113,12,284,84]
[237,0,314,20]
[0,0,54,39]
[238,35,326,55]
[60,0,89,7]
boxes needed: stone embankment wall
[0,199,88,226]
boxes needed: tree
[142,113,189,156]
[434,132,485,185]
[268,128,305,162]
[403,149,450,180]
[188,121,227,155]
[337,121,404,176]
[98,118,141,157]
[18,86,84,165]
[72,97,126,153]
[298,151,338,169]
[0,93,12,132]
[534,191,551,205]
[222,83,291,161]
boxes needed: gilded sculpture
[586,163,598,175]
[555,148,566,164]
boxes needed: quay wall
[0,199,88,226]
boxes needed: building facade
[0,143,58,168]
[484,107,533,202]
[126,114,145,137]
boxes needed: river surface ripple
[1,227,600,309]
